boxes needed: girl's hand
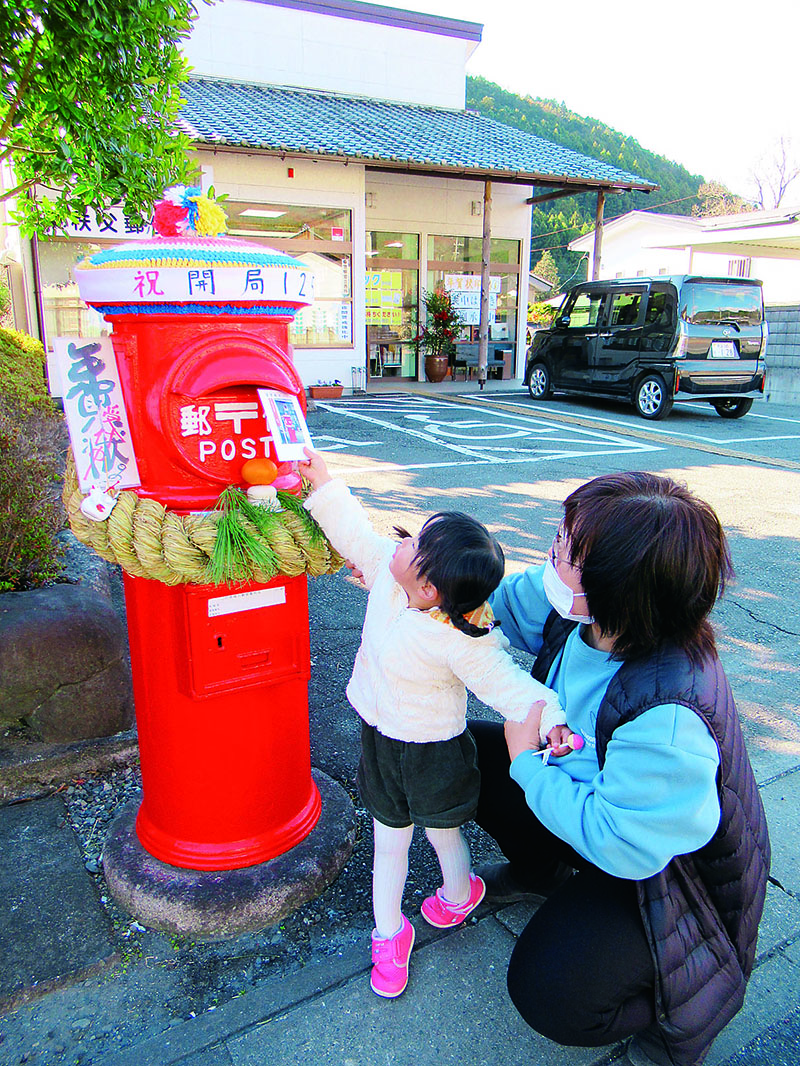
[545,724,574,758]
[504,701,546,762]
[345,559,366,586]
[299,447,332,490]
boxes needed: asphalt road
[305,391,800,786]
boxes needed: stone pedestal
[102,768,356,938]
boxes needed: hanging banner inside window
[443,275,500,326]
[365,271,403,326]
[53,336,141,492]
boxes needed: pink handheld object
[535,732,584,761]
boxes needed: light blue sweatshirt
[490,565,721,880]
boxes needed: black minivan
[525,276,767,419]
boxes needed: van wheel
[527,362,552,400]
[712,398,753,419]
[634,374,673,420]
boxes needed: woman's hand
[505,701,546,762]
[299,447,332,490]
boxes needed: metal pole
[478,180,492,389]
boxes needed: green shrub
[0,327,54,414]
[0,329,66,592]
[0,277,10,325]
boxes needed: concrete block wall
[764,305,800,406]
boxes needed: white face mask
[542,557,594,624]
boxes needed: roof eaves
[252,0,483,43]
[179,80,658,193]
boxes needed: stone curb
[0,729,138,803]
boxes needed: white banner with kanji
[53,336,141,493]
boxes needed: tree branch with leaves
[0,0,208,236]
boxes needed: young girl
[300,448,568,999]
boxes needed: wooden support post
[478,180,492,389]
[591,190,605,281]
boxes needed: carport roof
[656,206,800,261]
[178,78,657,193]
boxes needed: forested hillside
[466,75,707,287]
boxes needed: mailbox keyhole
[216,636,223,649]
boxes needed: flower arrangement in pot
[308,379,343,399]
[415,287,463,383]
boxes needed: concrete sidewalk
[97,857,800,1066]
[1,831,797,1066]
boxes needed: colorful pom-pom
[153,200,188,237]
[152,186,228,238]
[192,196,228,237]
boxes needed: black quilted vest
[532,612,771,1066]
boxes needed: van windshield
[680,283,763,327]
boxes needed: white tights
[372,819,471,939]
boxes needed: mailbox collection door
[124,571,320,870]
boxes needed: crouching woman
[472,472,770,1066]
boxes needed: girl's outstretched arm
[301,461,394,589]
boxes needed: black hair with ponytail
[394,512,505,637]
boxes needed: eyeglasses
[549,521,579,570]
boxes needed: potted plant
[308,380,344,399]
[415,288,463,383]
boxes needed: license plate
[710,341,737,359]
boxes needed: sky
[371,0,798,204]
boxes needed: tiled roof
[179,79,656,191]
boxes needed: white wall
[183,0,473,109]
[592,224,693,279]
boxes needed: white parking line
[472,396,800,445]
[311,398,659,466]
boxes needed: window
[38,240,111,349]
[427,235,520,265]
[366,231,420,377]
[727,258,752,278]
[365,232,419,341]
[680,282,763,327]
[426,236,521,349]
[608,291,643,327]
[564,291,604,329]
[645,291,672,327]
[228,201,353,347]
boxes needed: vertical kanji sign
[53,336,141,493]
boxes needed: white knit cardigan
[304,479,564,744]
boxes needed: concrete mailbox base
[102,769,356,938]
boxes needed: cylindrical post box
[75,229,322,870]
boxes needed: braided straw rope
[62,449,343,586]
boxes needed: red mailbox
[75,231,321,870]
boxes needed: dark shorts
[357,720,480,829]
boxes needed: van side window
[645,292,672,327]
[564,292,604,328]
[608,291,642,327]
